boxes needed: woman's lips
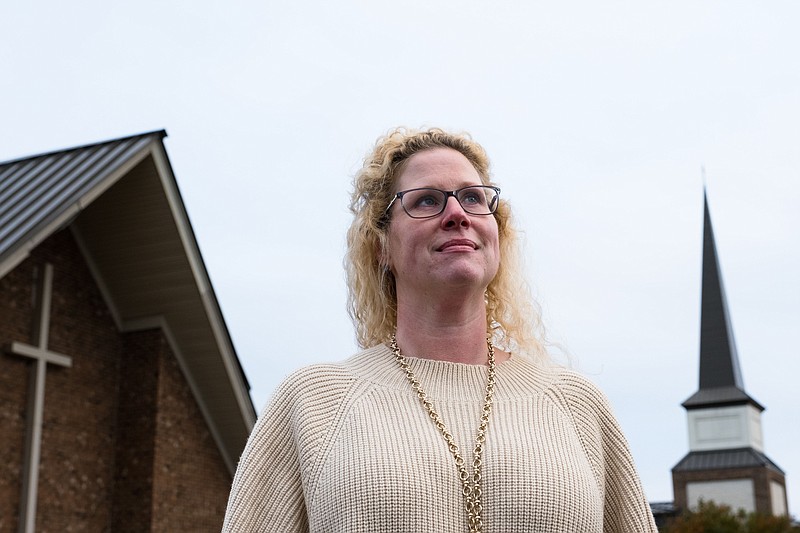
[436,239,478,252]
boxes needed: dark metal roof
[0,131,256,474]
[672,447,784,474]
[649,502,678,528]
[683,192,762,410]
[682,386,762,410]
[649,501,677,515]
[0,131,165,268]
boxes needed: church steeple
[682,191,762,410]
[671,190,787,517]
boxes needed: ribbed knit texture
[223,345,657,532]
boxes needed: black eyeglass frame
[383,185,501,222]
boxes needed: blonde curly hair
[346,127,548,361]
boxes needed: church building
[671,192,788,516]
[0,131,256,532]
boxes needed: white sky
[2,0,798,517]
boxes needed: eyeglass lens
[401,187,498,218]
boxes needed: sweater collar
[344,343,546,401]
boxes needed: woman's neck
[394,291,495,365]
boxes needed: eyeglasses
[385,185,501,220]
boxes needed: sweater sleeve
[556,371,658,533]
[221,365,356,533]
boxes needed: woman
[222,128,657,532]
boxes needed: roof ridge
[0,129,167,167]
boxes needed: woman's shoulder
[263,344,388,412]
[551,367,609,400]
[524,362,614,418]
[531,364,630,453]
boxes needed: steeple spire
[683,190,761,410]
[671,189,787,517]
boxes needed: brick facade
[151,340,233,530]
[1,229,232,532]
[673,466,788,515]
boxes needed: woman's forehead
[394,148,484,191]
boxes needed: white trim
[0,246,32,279]
[149,146,255,430]
[150,148,209,293]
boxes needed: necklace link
[390,334,496,533]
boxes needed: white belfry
[7,263,72,533]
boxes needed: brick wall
[673,465,787,515]
[111,329,161,532]
[151,342,232,531]
[0,249,37,532]
[1,230,122,532]
[1,229,233,531]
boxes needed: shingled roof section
[682,192,763,411]
[0,132,163,269]
[672,447,785,474]
[0,131,256,474]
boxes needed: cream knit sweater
[223,344,657,532]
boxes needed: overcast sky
[2,0,798,516]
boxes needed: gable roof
[682,192,763,411]
[0,131,256,474]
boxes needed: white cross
[6,263,72,533]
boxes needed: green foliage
[659,501,799,533]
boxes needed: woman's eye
[415,195,440,208]
[461,192,484,205]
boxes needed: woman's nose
[440,196,470,228]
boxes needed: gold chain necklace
[390,334,496,533]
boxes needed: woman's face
[384,148,500,297]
